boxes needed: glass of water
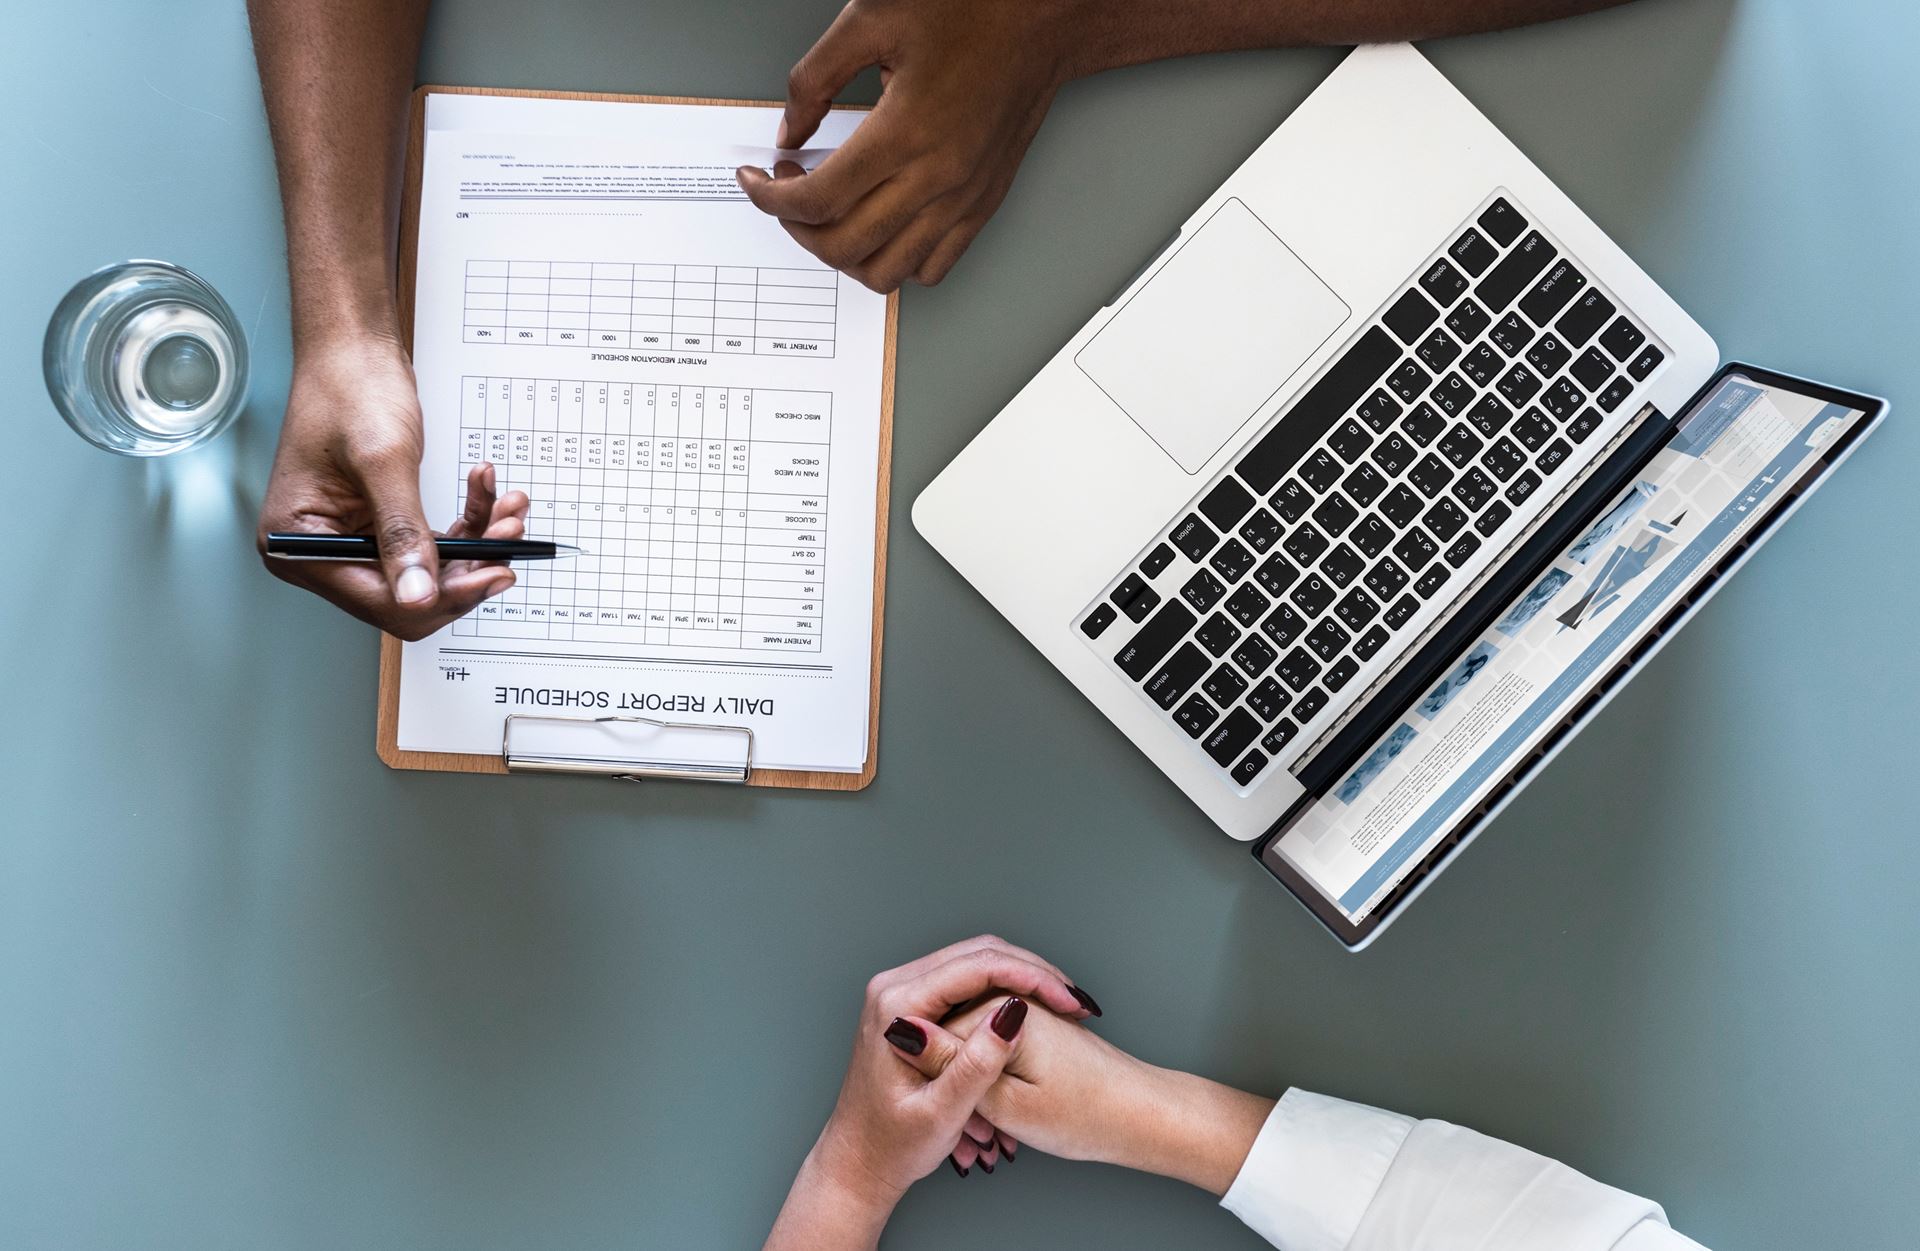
[43,259,250,457]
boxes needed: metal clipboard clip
[502,713,755,784]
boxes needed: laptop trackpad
[1076,198,1349,474]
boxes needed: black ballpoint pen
[264,534,585,562]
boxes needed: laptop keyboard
[1078,193,1668,790]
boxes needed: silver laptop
[913,45,1884,945]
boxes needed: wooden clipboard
[376,85,895,791]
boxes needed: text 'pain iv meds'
[44,260,250,456]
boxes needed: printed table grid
[452,376,831,652]
[463,260,839,358]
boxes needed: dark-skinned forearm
[246,0,433,352]
[1053,0,1635,80]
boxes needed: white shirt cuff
[1220,1089,1414,1251]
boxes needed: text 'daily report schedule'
[455,376,831,652]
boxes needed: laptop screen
[1265,371,1878,929]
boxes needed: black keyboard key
[1225,582,1271,628]
[1510,409,1554,451]
[1236,326,1400,492]
[1429,371,1473,417]
[1170,513,1217,562]
[1524,332,1571,379]
[1444,532,1481,567]
[1293,687,1330,722]
[1461,343,1504,387]
[1299,449,1344,493]
[1327,418,1375,463]
[1247,677,1291,722]
[1305,618,1352,663]
[1204,663,1249,706]
[1418,258,1469,308]
[1173,693,1219,738]
[1182,568,1226,612]
[1209,537,1256,583]
[1570,347,1614,393]
[1341,463,1387,508]
[1283,522,1330,566]
[1599,316,1645,362]
[1383,288,1440,344]
[1445,297,1492,344]
[1323,656,1361,694]
[1414,565,1450,598]
[1474,499,1513,537]
[1354,625,1390,661]
[1231,634,1279,679]
[1541,378,1584,421]
[1290,573,1335,617]
[1519,260,1586,325]
[1567,408,1602,444]
[1451,466,1496,511]
[1253,552,1300,597]
[1364,556,1409,600]
[1140,543,1175,578]
[1478,197,1527,247]
[1477,230,1556,311]
[1238,509,1282,554]
[1355,388,1404,434]
[1379,484,1423,528]
[1261,719,1300,754]
[1120,583,1159,621]
[1423,496,1469,540]
[1081,603,1117,638]
[1311,492,1359,537]
[1628,343,1665,380]
[1114,600,1196,679]
[1556,289,1616,347]
[1596,376,1634,413]
[1497,363,1543,406]
[1349,514,1394,559]
[1321,542,1365,588]
[1464,394,1513,440]
[1387,359,1433,405]
[1198,477,1257,531]
[1536,438,1572,474]
[1270,479,1313,524]
[1482,437,1526,482]
[1408,453,1455,498]
[1334,586,1381,632]
[1370,433,1415,477]
[1416,327,1463,373]
[1401,402,1446,446]
[1195,612,1242,657]
[1490,311,1535,357]
[1392,527,1439,572]
[1262,603,1309,648]
[1505,469,1543,507]
[1144,643,1209,709]
[1450,228,1499,275]
[1276,646,1323,692]
[1383,594,1420,630]
[1437,425,1484,469]
[1230,748,1269,786]
[1112,572,1149,612]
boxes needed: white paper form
[396,94,887,772]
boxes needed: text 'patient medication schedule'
[396,93,889,773]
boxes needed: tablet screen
[1265,371,1879,931]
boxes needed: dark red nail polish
[998,1134,1017,1160]
[1068,985,1104,1017]
[979,1159,995,1174]
[990,996,1027,1041]
[883,1017,927,1056]
[966,1132,993,1151]
[950,1158,969,1179]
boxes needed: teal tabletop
[3,2,1916,1248]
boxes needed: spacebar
[1235,326,1400,493]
